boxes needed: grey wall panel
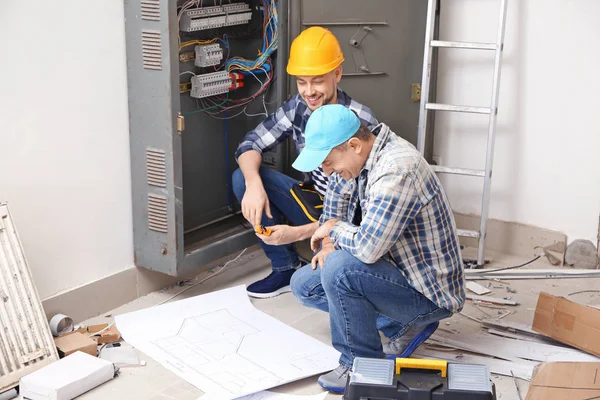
[293,0,429,147]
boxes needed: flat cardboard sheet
[526,362,600,399]
[532,292,600,357]
[115,285,340,400]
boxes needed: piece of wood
[413,348,535,381]
[466,282,492,295]
[466,294,519,305]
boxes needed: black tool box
[343,357,496,400]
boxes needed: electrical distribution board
[124,0,435,276]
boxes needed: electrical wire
[157,248,248,305]
[469,255,542,274]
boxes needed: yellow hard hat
[286,27,345,76]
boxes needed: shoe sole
[246,285,292,299]
[318,381,345,394]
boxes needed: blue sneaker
[318,364,349,393]
[384,321,440,359]
[246,269,296,298]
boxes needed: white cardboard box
[19,351,115,400]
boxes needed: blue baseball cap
[292,104,361,172]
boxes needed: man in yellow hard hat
[233,27,379,298]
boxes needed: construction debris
[465,268,600,280]
[466,294,519,305]
[532,292,600,357]
[526,362,600,399]
[466,281,492,295]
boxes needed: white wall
[0,1,134,299]
[434,0,600,244]
[0,1,598,302]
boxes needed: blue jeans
[232,167,314,272]
[291,250,452,367]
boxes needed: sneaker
[317,364,350,393]
[383,321,439,358]
[246,269,296,298]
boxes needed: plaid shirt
[235,89,379,195]
[321,124,465,312]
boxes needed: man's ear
[333,66,343,83]
[347,137,362,153]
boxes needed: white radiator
[0,203,59,392]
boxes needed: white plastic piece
[195,43,223,68]
[49,314,74,337]
[19,351,115,400]
[180,4,252,32]
[0,203,60,392]
[190,71,231,99]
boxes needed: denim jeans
[232,167,314,272]
[290,250,452,367]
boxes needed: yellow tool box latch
[395,358,447,378]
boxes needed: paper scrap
[115,285,339,400]
[235,390,328,400]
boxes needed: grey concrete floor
[47,246,600,400]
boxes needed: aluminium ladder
[417,0,508,268]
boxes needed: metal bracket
[349,25,372,73]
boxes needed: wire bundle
[178,0,278,118]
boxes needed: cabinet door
[289,0,435,149]
[124,0,183,275]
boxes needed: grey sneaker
[383,325,421,355]
[317,364,350,393]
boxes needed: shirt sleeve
[235,98,296,161]
[330,168,423,264]
[318,173,354,226]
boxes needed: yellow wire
[179,38,218,51]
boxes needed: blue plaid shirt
[321,124,465,312]
[235,89,379,195]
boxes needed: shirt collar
[363,123,390,172]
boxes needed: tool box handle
[395,358,447,378]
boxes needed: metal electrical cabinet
[123,0,436,276]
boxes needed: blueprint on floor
[115,285,340,399]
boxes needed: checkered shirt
[320,123,465,312]
[235,89,379,195]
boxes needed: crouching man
[289,104,465,393]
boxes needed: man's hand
[241,180,273,227]
[310,219,339,252]
[312,239,335,270]
[256,225,299,246]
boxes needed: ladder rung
[431,40,497,51]
[426,103,491,114]
[431,166,485,177]
[457,229,480,239]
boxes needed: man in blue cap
[290,104,465,393]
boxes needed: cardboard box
[526,362,600,399]
[59,324,121,345]
[532,291,600,358]
[54,332,98,358]
[20,351,115,400]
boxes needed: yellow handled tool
[255,225,272,236]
